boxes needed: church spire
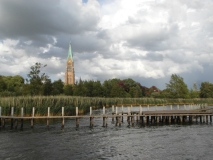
[67,42,73,61]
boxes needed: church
[64,43,75,85]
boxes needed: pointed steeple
[67,42,73,61]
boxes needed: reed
[0,96,212,116]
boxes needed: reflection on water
[0,106,213,160]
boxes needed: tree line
[0,63,213,98]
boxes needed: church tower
[64,43,75,85]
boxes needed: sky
[0,0,213,90]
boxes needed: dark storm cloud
[0,0,100,45]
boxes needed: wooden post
[127,116,130,126]
[121,105,124,123]
[31,107,35,128]
[112,105,114,122]
[90,107,93,127]
[195,116,198,123]
[169,116,171,123]
[20,107,24,129]
[76,107,79,128]
[128,107,130,115]
[118,116,121,127]
[90,117,94,127]
[115,106,118,126]
[170,105,172,110]
[0,106,1,127]
[136,113,138,123]
[103,106,105,115]
[177,105,179,110]
[184,104,186,110]
[103,106,106,127]
[143,116,147,124]
[155,105,157,111]
[47,107,50,127]
[62,107,64,128]
[203,115,206,123]
[131,115,135,126]
[140,105,142,115]
[147,105,149,111]
[157,116,159,123]
[11,107,14,128]
[180,116,183,123]
[106,117,108,127]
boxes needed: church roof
[67,42,73,61]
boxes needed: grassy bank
[0,96,212,116]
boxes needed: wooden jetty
[0,105,212,129]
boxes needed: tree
[43,79,53,95]
[26,62,49,95]
[0,76,6,92]
[166,74,189,98]
[200,82,213,98]
[189,82,199,98]
[64,84,73,95]
[51,79,64,95]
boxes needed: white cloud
[1,0,213,89]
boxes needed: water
[0,106,213,160]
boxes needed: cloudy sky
[0,0,213,89]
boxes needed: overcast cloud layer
[0,0,213,89]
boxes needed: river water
[0,106,213,160]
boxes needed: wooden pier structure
[0,105,213,129]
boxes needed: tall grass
[0,96,212,116]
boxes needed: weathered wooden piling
[180,116,183,123]
[21,107,24,129]
[143,116,147,124]
[121,105,124,123]
[62,107,64,128]
[0,106,1,127]
[103,106,107,127]
[76,107,79,128]
[31,107,35,128]
[90,107,94,127]
[169,116,171,123]
[157,116,159,123]
[10,107,14,128]
[47,107,50,127]
[131,114,135,126]
[112,105,114,122]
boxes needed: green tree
[64,84,73,95]
[26,62,48,95]
[92,81,104,97]
[189,82,200,98]
[51,79,64,95]
[166,74,189,98]
[0,76,6,92]
[103,79,121,97]
[43,79,53,95]
[200,82,213,98]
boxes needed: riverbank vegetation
[1,96,213,116]
[0,63,213,115]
